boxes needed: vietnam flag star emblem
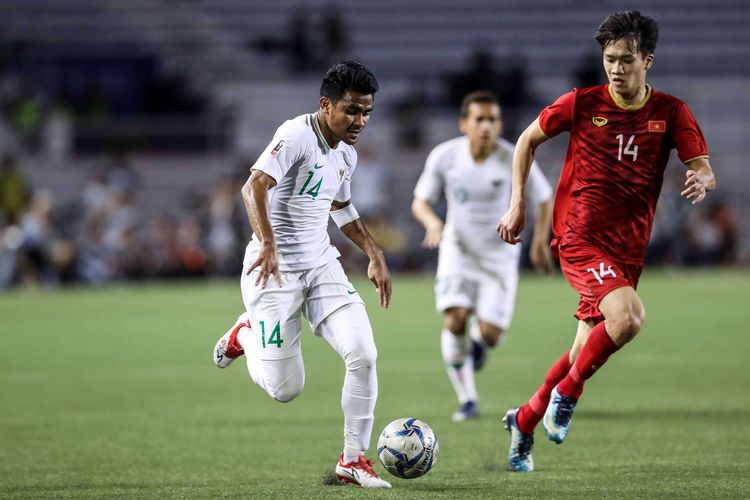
[648,120,666,133]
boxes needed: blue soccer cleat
[503,408,534,472]
[543,386,578,444]
[471,339,488,371]
[452,400,479,422]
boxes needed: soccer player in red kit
[497,11,716,472]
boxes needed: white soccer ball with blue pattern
[377,418,439,479]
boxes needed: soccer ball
[376,418,439,479]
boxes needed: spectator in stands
[287,10,321,74]
[18,190,54,284]
[143,215,182,278]
[685,201,738,266]
[444,47,532,138]
[363,212,408,271]
[106,151,141,198]
[0,154,30,224]
[78,222,113,284]
[176,215,207,277]
[572,51,605,88]
[82,169,114,217]
[0,223,24,287]
[322,6,351,67]
[10,84,44,148]
[712,201,738,263]
[207,176,241,275]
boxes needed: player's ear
[644,54,654,70]
[320,96,331,115]
[458,116,467,134]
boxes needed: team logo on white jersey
[586,262,617,284]
[270,140,285,156]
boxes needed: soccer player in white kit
[212,61,392,488]
[412,91,554,422]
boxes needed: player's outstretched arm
[498,118,549,245]
[242,170,282,288]
[411,197,443,248]
[331,200,392,308]
[529,199,554,274]
[682,157,716,205]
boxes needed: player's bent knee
[607,307,645,344]
[480,325,504,346]
[269,378,304,403]
[444,309,469,334]
[344,340,378,372]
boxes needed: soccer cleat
[335,455,392,488]
[503,408,534,472]
[213,313,251,369]
[471,339,488,371]
[543,386,578,444]
[452,400,479,422]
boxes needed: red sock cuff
[557,323,618,398]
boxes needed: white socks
[469,317,488,348]
[441,328,478,404]
[318,304,378,464]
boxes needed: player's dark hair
[460,90,499,117]
[320,61,379,102]
[595,11,659,56]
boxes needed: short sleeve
[334,149,357,203]
[413,147,446,203]
[671,101,709,163]
[251,120,310,183]
[538,90,576,138]
[525,160,553,207]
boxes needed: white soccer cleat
[213,313,251,369]
[335,455,392,488]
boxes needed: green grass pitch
[1,270,749,498]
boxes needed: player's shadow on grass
[577,408,749,421]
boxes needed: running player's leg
[473,320,505,348]
[544,251,644,443]
[515,320,591,434]
[472,263,517,370]
[556,286,645,399]
[318,304,378,464]
[441,307,479,421]
[503,320,588,471]
[303,261,390,488]
[236,267,306,402]
[237,329,305,403]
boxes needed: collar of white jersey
[311,112,333,152]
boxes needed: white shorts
[435,241,519,330]
[240,259,365,360]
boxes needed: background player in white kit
[212,61,393,488]
[412,91,553,422]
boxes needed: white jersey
[414,136,552,265]
[245,113,357,271]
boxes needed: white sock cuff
[441,328,466,366]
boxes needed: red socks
[516,322,621,434]
[556,322,619,399]
[516,351,572,434]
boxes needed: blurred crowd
[0,150,739,290]
[0,152,252,288]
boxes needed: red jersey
[539,84,708,264]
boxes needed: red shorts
[556,241,643,323]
